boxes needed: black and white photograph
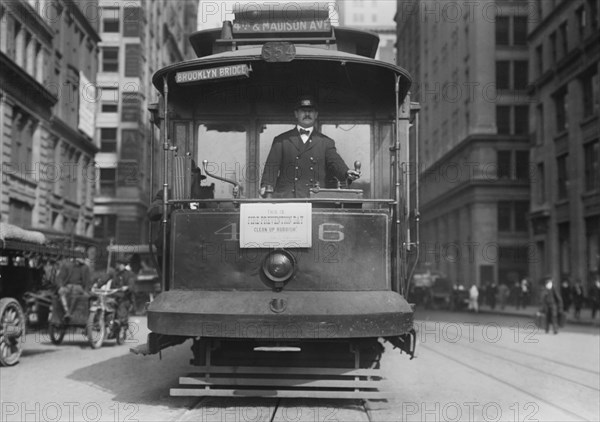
[1,0,599,421]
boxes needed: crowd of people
[473,275,600,322]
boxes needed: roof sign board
[175,64,250,84]
[233,19,331,34]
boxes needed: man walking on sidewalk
[540,278,563,334]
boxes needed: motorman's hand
[346,170,361,181]
[259,186,266,198]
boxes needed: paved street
[1,310,598,422]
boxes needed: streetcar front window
[321,123,372,198]
[197,124,247,199]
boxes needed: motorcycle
[87,283,128,349]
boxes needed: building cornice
[50,116,99,155]
[63,0,102,43]
[420,134,530,174]
[0,51,57,116]
[527,0,574,42]
[4,0,54,46]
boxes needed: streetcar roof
[152,46,411,109]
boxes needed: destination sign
[175,64,250,84]
[233,19,331,34]
[240,203,312,248]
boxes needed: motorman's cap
[296,95,317,109]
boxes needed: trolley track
[419,341,594,421]
[175,397,375,422]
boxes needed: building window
[497,151,512,179]
[515,151,530,181]
[558,223,570,277]
[100,88,118,113]
[554,88,567,133]
[100,128,117,152]
[559,21,568,57]
[124,44,141,77]
[102,47,119,72]
[94,214,117,240]
[8,199,32,228]
[536,163,545,204]
[498,201,512,231]
[514,105,529,135]
[11,111,36,168]
[581,67,599,118]
[576,7,586,42]
[514,201,529,231]
[497,106,511,134]
[496,61,510,90]
[584,140,599,191]
[513,16,527,45]
[514,61,528,90]
[535,44,543,76]
[496,16,510,45]
[497,201,528,232]
[588,0,599,31]
[99,168,117,196]
[102,8,120,33]
[123,7,141,37]
[557,154,568,200]
[587,217,599,279]
[536,103,545,145]
[550,32,557,63]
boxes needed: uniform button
[309,167,313,170]
[295,166,299,169]
[309,179,313,182]
[310,157,313,160]
[294,178,298,181]
[296,156,299,160]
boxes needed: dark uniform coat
[261,128,349,198]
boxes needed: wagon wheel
[48,323,66,345]
[0,298,26,367]
[86,311,105,349]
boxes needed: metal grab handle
[202,160,241,198]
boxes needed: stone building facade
[528,0,599,291]
[1,0,100,250]
[396,0,532,291]
[93,0,197,248]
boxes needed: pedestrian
[590,275,600,319]
[498,283,509,310]
[487,283,498,310]
[468,284,479,313]
[560,278,572,312]
[513,281,523,309]
[572,280,584,320]
[260,95,360,198]
[520,277,530,307]
[539,278,563,334]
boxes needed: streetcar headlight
[262,250,296,283]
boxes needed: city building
[1,0,101,251]
[93,0,198,250]
[528,0,599,291]
[396,0,532,291]
[338,0,396,63]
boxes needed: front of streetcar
[135,4,419,398]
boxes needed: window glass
[495,17,509,45]
[197,123,247,199]
[321,124,371,198]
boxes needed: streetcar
[134,4,419,399]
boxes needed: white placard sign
[240,203,312,248]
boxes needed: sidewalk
[477,304,600,327]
